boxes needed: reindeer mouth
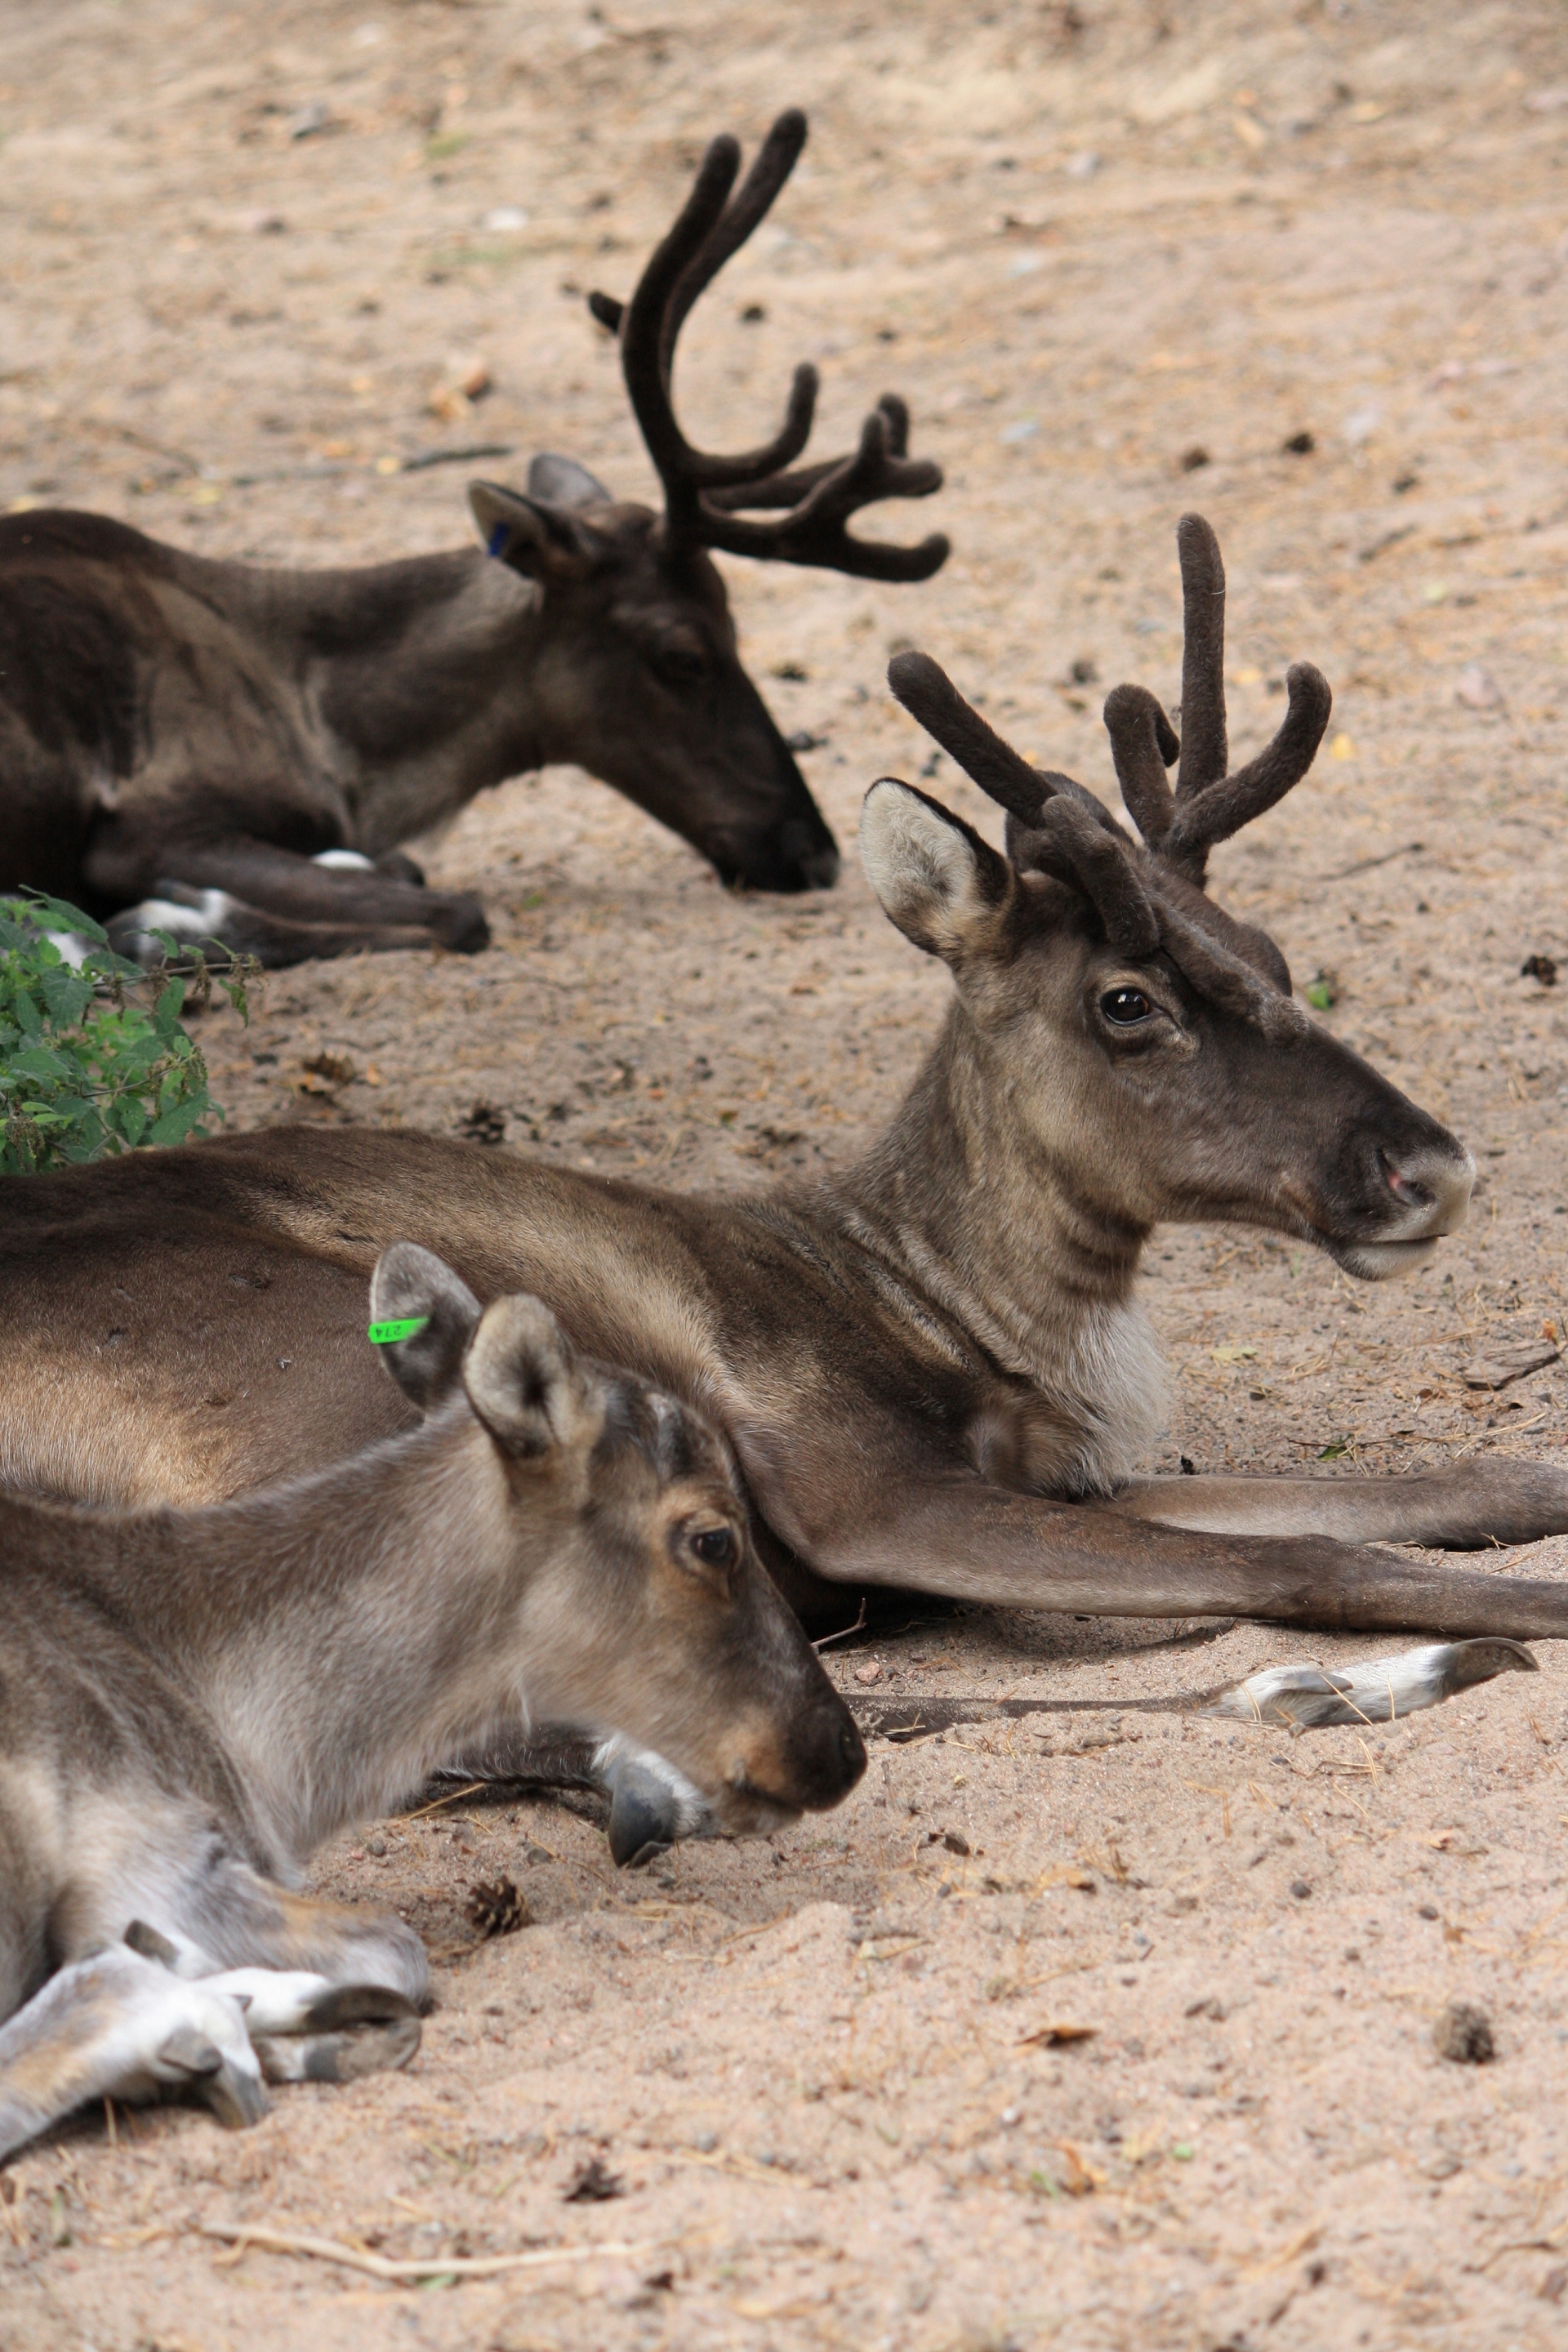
[1325,1234,1443,1281]
[719,1771,804,1833]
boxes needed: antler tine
[658,109,808,380]
[1102,683,1180,850]
[887,653,1048,822]
[697,400,949,582]
[592,121,819,528]
[1013,798,1160,958]
[1164,661,1333,874]
[1175,513,1228,802]
[590,114,949,581]
[1104,514,1334,884]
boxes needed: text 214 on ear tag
[368,1316,430,1345]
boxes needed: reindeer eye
[653,633,710,686]
[689,1526,737,1570]
[1101,987,1154,1027]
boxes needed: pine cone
[465,1875,530,1938]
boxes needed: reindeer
[0,1243,863,2161]
[2,514,1566,1842]
[0,112,945,968]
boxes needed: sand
[4,1,1568,2343]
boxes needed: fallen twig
[195,2221,656,2282]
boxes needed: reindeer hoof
[607,1760,682,1869]
[250,1987,421,2085]
[1205,1637,1538,1728]
[157,2024,271,2131]
[374,850,427,887]
[431,895,490,955]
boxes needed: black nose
[730,818,841,894]
[833,1711,868,1793]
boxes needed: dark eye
[653,635,709,686]
[690,1526,737,1570]
[1100,987,1154,1027]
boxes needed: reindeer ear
[369,1244,482,1411]
[462,1294,604,1465]
[526,452,614,508]
[467,481,603,579]
[859,779,1013,962]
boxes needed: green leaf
[148,1096,208,1147]
[109,1097,149,1147]
[154,977,188,1034]
[0,907,231,1171]
[13,891,109,945]
[7,1045,78,1082]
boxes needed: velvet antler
[1103,515,1333,884]
[589,115,949,582]
[884,617,1316,1045]
[888,653,1158,957]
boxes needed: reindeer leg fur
[438,1729,715,1863]
[128,1936,422,2086]
[1111,1461,1568,1550]
[0,1946,265,2162]
[172,1865,431,2011]
[106,889,447,973]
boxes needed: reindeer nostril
[1380,1150,1428,1208]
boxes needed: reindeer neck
[205,546,553,849]
[124,1416,548,1866]
[818,1004,1165,1466]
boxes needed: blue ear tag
[487,523,510,559]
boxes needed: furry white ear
[859,778,1013,962]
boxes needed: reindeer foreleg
[91,836,489,966]
[130,1860,427,2087]
[1109,1460,1568,1550]
[0,1945,265,2163]
[799,1477,1568,1642]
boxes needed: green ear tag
[368,1316,430,1345]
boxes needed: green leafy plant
[0,893,253,1174]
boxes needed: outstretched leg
[92,836,489,967]
[1110,1459,1568,1549]
[439,1726,713,1865]
[802,1475,1568,1641]
[0,1945,264,2164]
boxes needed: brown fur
[0,112,956,963]
[2,517,1565,1638]
[0,1246,862,2162]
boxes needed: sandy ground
[6,0,1568,2344]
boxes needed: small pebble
[1290,1880,1312,1900]
[1434,1999,1495,2065]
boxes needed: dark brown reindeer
[0,1244,862,2161]
[0,111,945,969]
[3,514,1567,1806]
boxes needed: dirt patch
[5,1,1568,2345]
